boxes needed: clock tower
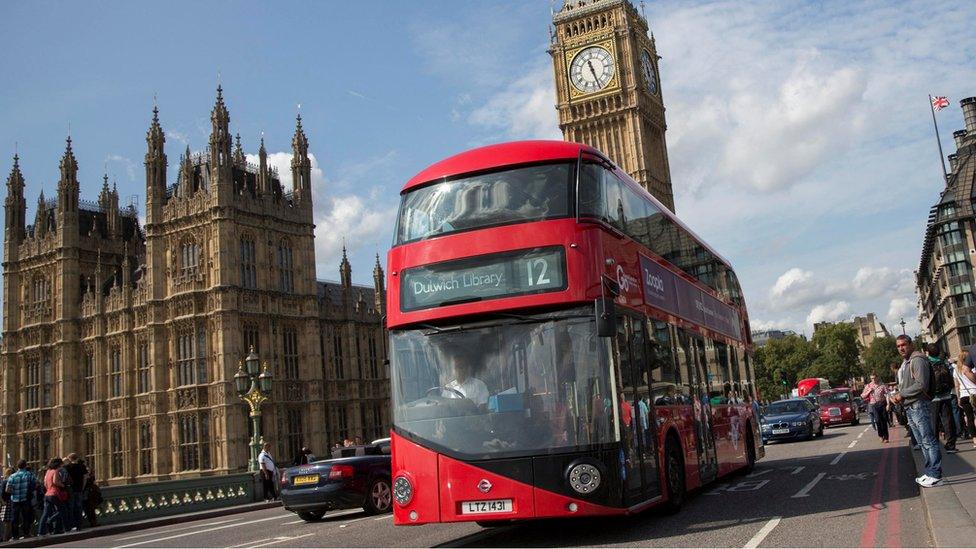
[551,0,675,212]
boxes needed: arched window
[240,235,257,289]
[30,275,49,304]
[278,240,294,293]
[180,239,201,276]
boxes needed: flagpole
[929,94,949,185]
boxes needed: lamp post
[235,346,273,471]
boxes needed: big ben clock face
[641,50,658,95]
[569,46,616,93]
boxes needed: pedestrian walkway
[909,434,976,547]
[0,500,279,548]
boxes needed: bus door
[614,316,661,505]
[678,330,718,484]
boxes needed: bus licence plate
[772,428,790,435]
[461,499,513,515]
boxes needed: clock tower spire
[550,0,675,212]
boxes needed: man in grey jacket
[890,335,944,486]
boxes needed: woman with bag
[37,458,67,536]
[954,351,976,446]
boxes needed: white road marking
[863,426,871,433]
[857,432,864,439]
[113,514,284,547]
[374,514,393,521]
[747,468,773,478]
[791,472,827,498]
[790,466,805,475]
[847,440,858,448]
[744,517,781,548]
[115,519,239,541]
[281,519,306,525]
[830,452,848,465]
[227,538,275,548]
[250,533,315,548]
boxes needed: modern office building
[917,97,976,359]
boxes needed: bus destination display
[401,247,566,311]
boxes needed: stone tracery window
[110,346,123,398]
[240,235,257,289]
[278,239,294,293]
[179,238,201,276]
[178,413,211,471]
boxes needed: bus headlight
[567,462,602,495]
[393,476,413,506]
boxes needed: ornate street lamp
[235,346,273,471]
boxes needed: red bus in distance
[387,140,761,525]
[796,377,830,397]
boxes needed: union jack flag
[932,96,950,111]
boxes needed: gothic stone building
[0,88,389,483]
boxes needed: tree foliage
[862,335,900,382]
[754,335,819,400]
[803,323,863,386]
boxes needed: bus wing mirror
[595,297,616,337]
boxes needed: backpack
[930,359,954,397]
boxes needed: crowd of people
[861,336,975,488]
[0,453,103,541]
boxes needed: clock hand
[587,60,598,81]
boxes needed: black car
[760,398,823,444]
[280,438,392,521]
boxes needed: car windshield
[395,162,572,244]
[390,308,617,459]
[764,401,807,415]
[821,392,851,404]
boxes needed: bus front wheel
[661,436,685,514]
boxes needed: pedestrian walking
[292,446,313,466]
[82,465,101,527]
[1,467,13,542]
[890,335,944,487]
[63,453,87,531]
[862,374,890,442]
[37,458,68,536]
[257,442,278,502]
[955,350,976,445]
[926,344,958,453]
[5,460,36,539]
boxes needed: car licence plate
[292,474,319,486]
[460,499,513,515]
[772,428,790,435]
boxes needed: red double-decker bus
[387,141,761,525]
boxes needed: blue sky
[2,0,974,336]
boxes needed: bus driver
[446,359,489,407]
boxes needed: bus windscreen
[395,162,571,244]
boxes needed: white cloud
[247,151,398,278]
[468,62,561,141]
[105,154,137,182]
[806,301,850,327]
[852,267,914,299]
[166,130,189,146]
[888,298,917,323]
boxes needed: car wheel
[660,436,685,514]
[363,477,393,515]
[297,510,325,522]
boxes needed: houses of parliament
[0,88,389,483]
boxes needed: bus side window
[578,163,604,219]
[648,320,680,405]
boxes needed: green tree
[754,335,819,400]
[862,335,900,382]
[803,323,863,385]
